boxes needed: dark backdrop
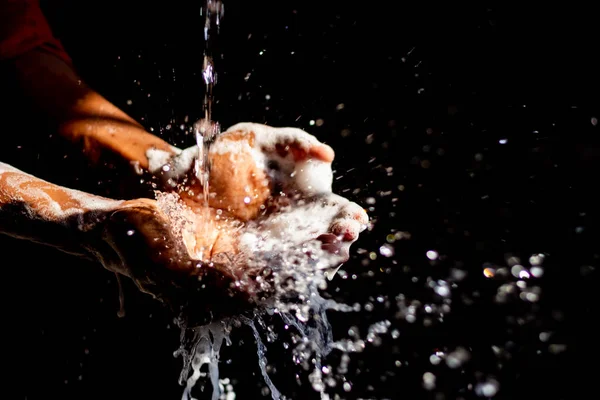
[1,1,598,399]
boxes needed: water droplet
[434,281,450,297]
[422,372,436,390]
[379,244,394,257]
[426,250,439,260]
[429,354,442,365]
[511,264,525,278]
[549,344,567,354]
[483,267,495,278]
[529,253,545,265]
[445,347,470,369]
[530,266,544,277]
[475,379,499,397]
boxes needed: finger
[336,202,369,227]
[316,233,340,244]
[317,233,343,254]
[330,219,362,242]
[274,141,334,163]
[307,143,335,163]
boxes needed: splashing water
[193,118,220,207]
[157,190,364,399]
[174,319,232,400]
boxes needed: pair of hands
[94,123,368,322]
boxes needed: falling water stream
[194,0,224,207]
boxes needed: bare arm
[0,0,175,170]
[0,161,244,318]
[11,49,175,170]
[0,161,123,257]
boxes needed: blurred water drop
[475,379,499,397]
[379,244,394,257]
[530,266,544,277]
[423,372,436,390]
[445,347,471,369]
[429,354,442,365]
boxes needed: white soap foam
[225,123,322,151]
[217,123,333,196]
[146,124,333,197]
[292,159,333,195]
[147,148,173,174]
[0,162,20,174]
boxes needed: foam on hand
[221,123,334,196]
[292,159,333,195]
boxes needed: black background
[1,1,599,399]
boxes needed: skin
[1,47,368,322]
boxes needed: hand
[146,123,368,280]
[93,123,367,322]
[94,198,254,324]
[94,195,368,324]
[147,122,337,220]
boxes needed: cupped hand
[146,123,368,279]
[148,123,336,219]
[93,193,367,325]
[93,198,251,324]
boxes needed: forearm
[0,161,122,257]
[9,49,175,169]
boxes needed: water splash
[241,317,281,400]
[171,214,357,399]
[174,319,232,400]
[193,119,220,207]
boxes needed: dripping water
[173,233,357,400]
[115,272,126,318]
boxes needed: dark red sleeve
[0,0,72,64]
